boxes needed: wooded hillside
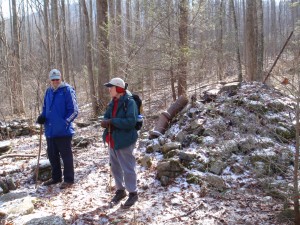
[0,0,299,117]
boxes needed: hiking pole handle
[35,124,43,189]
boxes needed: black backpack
[124,94,143,130]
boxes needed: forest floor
[0,123,293,225]
[0,81,297,225]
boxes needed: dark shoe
[43,179,62,186]
[122,192,138,208]
[111,190,127,204]
[59,182,73,189]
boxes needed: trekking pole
[35,124,43,189]
[108,124,112,196]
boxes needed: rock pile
[142,82,295,190]
[0,120,39,141]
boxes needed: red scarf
[106,97,119,149]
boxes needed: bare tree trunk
[0,9,13,114]
[167,1,176,101]
[12,0,25,115]
[9,0,13,41]
[80,0,98,117]
[245,0,257,81]
[79,2,86,69]
[125,0,132,79]
[256,0,264,82]
[97,0,110,111]
[62,0,70,83]
[52,0,63,76]
[26,1,32,53]
[294,85,300,224]
[109,0,116,76]
[178,0,188,96]
[134,0,140,42]
[44,0,52,70]
[89,0,95,66]
[217,0,224,81]
[126,0,131,43]
[270,0,277,57]
[115,0,123,75]
[230,0,242,82]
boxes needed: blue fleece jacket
[41,83,78,138]
[102,93,138,150]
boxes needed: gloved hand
[100,119,112,128]
[36,115,46,124]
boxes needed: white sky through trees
[0,0,10,18]
[0,0,79,19]
[0,0,284,20]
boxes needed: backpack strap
[123,97,132,112]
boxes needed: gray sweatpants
[109,143,137,193]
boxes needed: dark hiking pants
[46,137,74,183]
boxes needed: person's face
[108,86,118,98]
[51,78,61,88]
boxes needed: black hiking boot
[59,182,73,189]
[121,192,138,209]
[42,178,62,186]
[110,190,127,205]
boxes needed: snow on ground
[1,81,296,224]
[0,124,287,224]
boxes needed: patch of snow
[168,186,181,193]
[203,136,215,145]
[168,123,181,136]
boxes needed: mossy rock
[34,168,52,181]
[138,155,152,168]
[205,174,227,191]
[175,131,187,143]
[181,134,199,147]
[5,177,16,190]
[209,160,226,175]
[193,162,207,172]
[233,98,244,106]
[230,164,244,174]
[267,101,286,112]
[248,94,261,101]
[186,174,201,185]
[0,140,11,155]
[257,140,275,149]
[236,138,256,155]
[196,136,204,144]
[0,179,9,193]
[164,149,179,159]
[146,142,161,153]
[267,115,281,124]
[223,140,239,155]
[156,159,184,179]
[179,151,197,162]
[161,142,181,154]
[193,127,205,136]
[202,128,215,137]
[275,126,295,141]
[250,154,289,176]
[265,189,287,201]
[246,101,268,114]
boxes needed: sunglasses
[51,79,60,81]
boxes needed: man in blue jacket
[37,69,78,189]
[101,77,138,208]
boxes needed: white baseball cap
[104,77,125,88]
[49,69,61,80]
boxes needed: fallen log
[0,153,46,160]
